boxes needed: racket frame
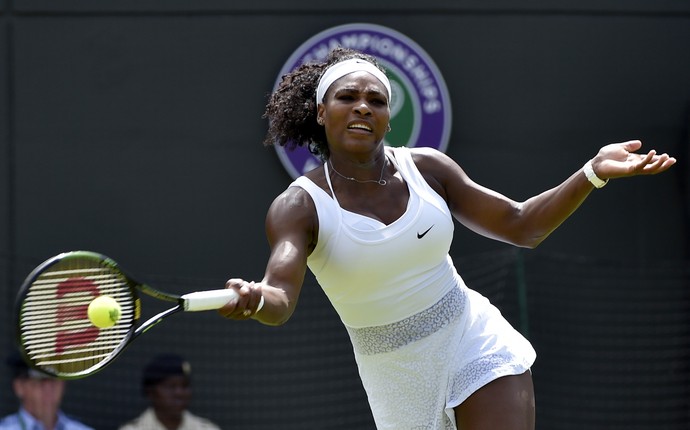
[14,251,216,379]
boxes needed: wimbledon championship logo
[273,23,452,179]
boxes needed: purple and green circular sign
[273,23,452,179]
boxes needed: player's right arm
[220,186,317,326]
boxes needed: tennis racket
[15,250,261,379]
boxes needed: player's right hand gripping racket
[14,250,261,379]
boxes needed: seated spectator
[118,353,221,430]
[0,352,94,430]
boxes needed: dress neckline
[323,148,411,227]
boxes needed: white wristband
[583,160,608,188]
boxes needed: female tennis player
[218,47,675,429]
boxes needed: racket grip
[181,289,265,313]
[182,289,239,311]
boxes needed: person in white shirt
[118,354,220,430]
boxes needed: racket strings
[19,258,138,377]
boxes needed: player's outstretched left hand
[591,140,676,180]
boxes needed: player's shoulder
[391,145,446,164]
[393,146,452,173]
[408,145,446,159]
[271,180,318,213]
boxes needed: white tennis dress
[290,146,536,429]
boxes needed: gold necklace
[329,157,388,186]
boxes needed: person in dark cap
[118,354,221,430]
[0,352,94,430]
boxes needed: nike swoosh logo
[417,225,434,239]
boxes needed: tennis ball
[87,295,122,328]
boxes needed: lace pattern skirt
[346,283,536,430]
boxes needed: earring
[386,124,392,132]
[317,118,324,126]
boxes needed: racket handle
[181,289,265,313]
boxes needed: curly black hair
[262,47,385,160]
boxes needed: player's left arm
[413,141,675,248]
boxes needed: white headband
[315,58,392,105]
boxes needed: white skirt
[346,283,536,430]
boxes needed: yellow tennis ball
[87,296,122,328]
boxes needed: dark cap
[5,351,53,380]
[142,353,191,388]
